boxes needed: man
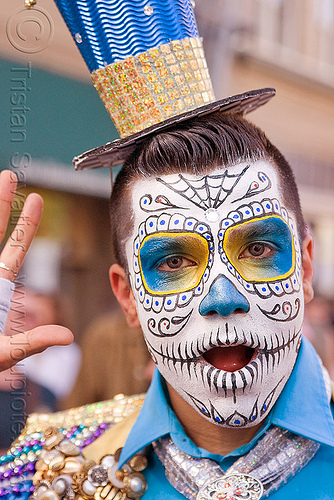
[0,113,333,499]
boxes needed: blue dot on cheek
[251,415,256,420]
[167,300,172,305]
[149,221,153,227]
[266,204,270,209]
[262,287,266,292]
[160,220,165,225]
[146,299,149,304]
[144,199,147,204]
[215,417,221,422]
[234,419,240,425]
[201,407,206,413]
[187,221,193,226]
[182,295,187,301]
[155,301,159,306]
[263,405,267,410]
[174,220,179,225]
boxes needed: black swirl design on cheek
[257,299,301,321]
[147,310,193,337]
[139,194,181,212]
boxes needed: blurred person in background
[304,295,334,380]
[63,309,152,408]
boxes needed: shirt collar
[270,337,334,446]
[119,337,334,467]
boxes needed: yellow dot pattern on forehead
[91,37,215,138]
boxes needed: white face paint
[125,161,304,428]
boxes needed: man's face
[125,161,304,428]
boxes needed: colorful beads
[0,395,145,498]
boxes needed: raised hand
[0,170,73,372]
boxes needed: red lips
[203,346,256,372]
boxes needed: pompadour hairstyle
[110,113,306,271]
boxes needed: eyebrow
[227,217,291,241]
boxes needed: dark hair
[110,113,306,270]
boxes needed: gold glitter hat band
[74,87,276,171]
[92,37,215,139]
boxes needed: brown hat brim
[74,88,275,171]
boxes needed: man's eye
[158,256,196,271]
[239,242,273,259]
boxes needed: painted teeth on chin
[207,360,259,388]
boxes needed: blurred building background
[0,0,333,357]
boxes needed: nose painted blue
[199,275,249,317]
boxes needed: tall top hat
[53,0,275,170]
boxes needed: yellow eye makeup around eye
[223,216,295,282]
[139,232,210,295]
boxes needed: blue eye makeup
[139,232,209,294]
[223,216,295,281]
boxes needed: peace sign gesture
[0,170,73,372]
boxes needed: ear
[301,233,314,304]
[109,264,141,328]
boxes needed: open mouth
[202,346,258,372]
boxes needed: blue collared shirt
[120,338,334,498]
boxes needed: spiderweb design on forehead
[157,165,250,210]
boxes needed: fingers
[0,172,43,281]
[0,170,17,243]
[0,325,74,372]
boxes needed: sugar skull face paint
[126,161,304,428]
[223,215,295,282]
[139,232,210,294]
